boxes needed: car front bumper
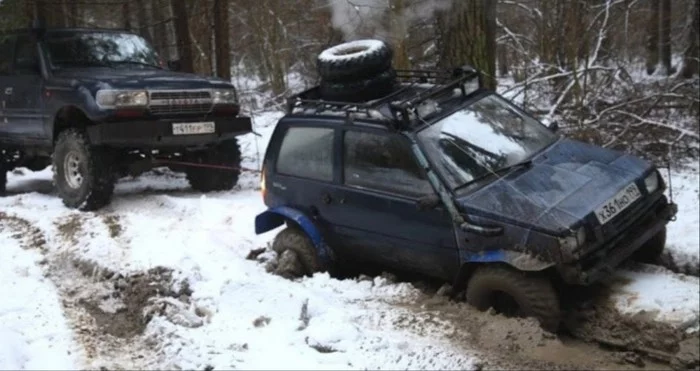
[558,196,677,285]
[86,116,253,149]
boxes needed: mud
[55,214,84,246]
[101,214,123,239]
[0,211,48,252]
[659,250,700,277]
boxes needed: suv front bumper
[87,117,253,149]
[558,196,677,285]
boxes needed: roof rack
[285,65,481,129]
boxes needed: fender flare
[254,206,333,265]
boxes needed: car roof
[284,67,481,131]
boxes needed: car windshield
[42,31,160,69]
[417,93,557,191]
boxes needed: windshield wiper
[110,60,162,69]
[453,159,533,193]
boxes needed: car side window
[13,34,40,75]
[0,35,14,75]
[276,126,334,181]
[343,130,433,197]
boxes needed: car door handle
[4,87,12,95]
[321,193,332,204]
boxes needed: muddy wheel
[317,39,393,82]
[466,265,561,333]
[185,139,241,192]
[53,129,116,211]
[631,227,666,264]
[272,227,322,277]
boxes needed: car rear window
[276,126,334,181]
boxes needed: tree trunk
[213,0,231,80]
[136,0,152,43]
[170,0,194,73]
[646,0,660,74]
[681,0,700,77]
[152,0,169,56]
[436,0,497,90]
[498,45,508,76]
[123,0,132,30]
[390,0,411,70]
[660,0,673,74]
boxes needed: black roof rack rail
[285,65,481,129]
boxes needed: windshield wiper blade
[110,60,162,69]
[453,159,533,193]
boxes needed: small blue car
[254,41,677,332]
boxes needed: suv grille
[148,90,212,115]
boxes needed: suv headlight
[559,226,587,253]
[644,171,659,193]
[211,89,237,105]
[96,89,148,108]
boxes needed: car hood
[50,67,232,91]
[456,138,654,235]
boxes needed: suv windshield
[42,31,160,69]
[417,93,557,190]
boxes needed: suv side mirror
[416,193,441,210]
[548,120,559,133]
[167,59,182,71]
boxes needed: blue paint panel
[253,206,332,264]
[462,250,506,263]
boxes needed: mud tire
[466,265,561,333]
[272,227,322,277]
[185,139,241,192]
[53,129,116,211]
[317,39,393,82]
[631,227,666,264]
[319,68,397,102]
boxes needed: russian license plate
[172,122,215,135]
[595,183,642,224]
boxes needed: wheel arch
[452,250,556,292]
[52,105,92,143]
[254,206,333,264]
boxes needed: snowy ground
[1,111,698,370]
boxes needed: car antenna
[666,142,674,206]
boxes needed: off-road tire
[466,265,561,333]
[319,68,397,102]
[317,39,393,82]
[631,227,667,264]
[53,129,116,211]
[272,227,322,277]
[185,139,241,192]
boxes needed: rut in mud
[256,246,700,370]
[0,212,200,369]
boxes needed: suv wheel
[185,139,241,192]
[631,227,666,264]
[53,129,116,211]
[466,265,561,333]
[319,68,397,102]
[272,227,323,278]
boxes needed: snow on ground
[0,233,80,370]
[1,110,698,369]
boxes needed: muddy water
[388,283,697,370]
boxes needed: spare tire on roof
[317,39,393,82]
[319,67,397,102]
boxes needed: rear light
[260,168,267,200]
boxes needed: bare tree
[170,0,194,73]
[660,0,673,74]
[646,0,660,74]
[681,0,700,77]
[213,0,231,80]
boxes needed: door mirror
[416,193,441,210]
[167,59,182,71]
[548,120,559,133]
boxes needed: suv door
[325,128,459,280]
[268,121,338,236]
[3,32,46,141]
[0,34,14,139]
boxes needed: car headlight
[96,89,148,108]
[559,226,587,253]
[644,171,659,193]
[211,89,237,105]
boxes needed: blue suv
[254,41,677,332]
